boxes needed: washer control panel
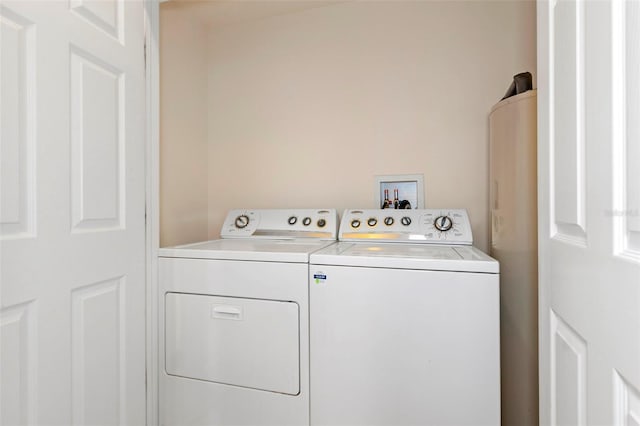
[221,209,338,240]
[339,209,472,245]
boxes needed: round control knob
[434,215,454,232]
[288,216,297,225]
[235,214,250,229]
[367,217,378,227]
[384,216,394,226]
[400,216,412,226]
[317,218,326,228]
[302,217,312,226]
[351,219,361,229]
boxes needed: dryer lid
[159,238,337,263]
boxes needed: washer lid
[158,238,337,263]
[310,242,499,273]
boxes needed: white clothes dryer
[158,209,338,426]
[309,209,500,426]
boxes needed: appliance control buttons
[351,219,361,229]
[400,216,412,226]
[317,218,326,228]
[235,215,250,229]
[367,218,378,227]
[288,216,297,225]
[384,217,394,226]
[434,215,453,232]
[302,217,312,226]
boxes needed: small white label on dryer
[313,273,327,284]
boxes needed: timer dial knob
[367,217,378,227]
[235,214,250,229]
[351,219,361,229]
[302,217,312,226]
[288,216,297,225]
[434,215,454,232]
[317,218,326,228]
[400,216,412,226]
[384,216,394,226]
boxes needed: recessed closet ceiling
[161,0,345,28]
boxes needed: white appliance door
[309,265,500,426]
[0,1,146,424]
[165,293,300,395]
[159,258,311,426]
[538,0,640,424]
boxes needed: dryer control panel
[339,209,472,245]
[221,209,338,240]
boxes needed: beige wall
[205,1,536,251]
[160,5,209,247]
[159,1,537,251]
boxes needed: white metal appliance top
[158,238,337,263]
[158,209,338,263]
[310,242,498,273]
[338,209,473,244]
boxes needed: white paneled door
[1,1,146,425]
[538,0,640,424]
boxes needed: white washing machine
[158,209,338,426]
[309,209,500,426]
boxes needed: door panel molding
[70,45,125,233]
[0,6,36,240]
[550,309,587,426]
[614,370,640,426]
[69,0,124,44]
[550,0,587,246]
[0,300,37,426]
[71,277,126,426]
[613,0,640,263]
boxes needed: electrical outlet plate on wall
[374,174,424,209]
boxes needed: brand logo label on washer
[313,273,327,284]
